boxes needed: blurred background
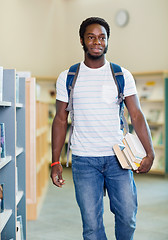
[0,0,168,76]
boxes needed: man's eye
[88,36,94,40]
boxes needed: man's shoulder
[57,69,69,81]
[59,62,83,77]
[108,61,133,79]
[120,66,133,80]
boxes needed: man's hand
[50,164,65,187]
[136,156,154,174]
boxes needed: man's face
[81,23,108,60]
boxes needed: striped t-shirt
[56,60,137,157]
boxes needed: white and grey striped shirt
[56,60,137,157]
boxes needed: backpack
[65,62,129,167]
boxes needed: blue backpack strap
[110,63,129,132]
[66,63,80,99]
[110,62,124,101]
[65,63,80,167]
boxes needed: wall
[64,0,168,72]
[0,0,67,76]
[0,0,168,77]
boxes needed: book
[0,66,3,102]
[113,132,146,170]
[146,109,161,123]
[151,126,163,146]
[0,123,6,159]
[124,133,146,159]
[0,184,4,213]
[0,124,1,162]
[16,215,24,240]
[113,144,131,169]
[122,138,142,164]
[122,147,140,170]
[113,143,141,171]
[139,80,156,100]
[16,220,21,240]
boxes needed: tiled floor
[27,167,168,240]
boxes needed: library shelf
[133,70,168,175]
[0,101,12,107]
[16,103,24,108]
[0,156,12,169]
[16,147,24,157]
[16,191,24,206]
[0,210,12,233]
[0,69,26,239]
[26,78,50,220]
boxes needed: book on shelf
[113,133,146,170]
[150,126,163,146]
[0,123,6,159]
[0,66,3,102]
[146,109,161,123]
[16,215,24,240]
[0,183,4,213]
[139,80,156,100]
[151,151,164,171]
[0,124,1,161]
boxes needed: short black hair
[79,17,110,41]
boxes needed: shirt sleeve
[122,67,137,97]
[56,69,69,103]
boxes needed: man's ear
[80,38,84,46]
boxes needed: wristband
[51,161,61,167]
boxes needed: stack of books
[0,123,6,160]
[113,133,146,170]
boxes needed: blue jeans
[72,155,137,240]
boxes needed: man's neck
[84,55,106,69]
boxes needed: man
[51,17,154,240]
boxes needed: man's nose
[93,37,101,44]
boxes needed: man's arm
[50,100,69,187]
[124,94,155,173]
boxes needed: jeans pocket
[72,154,80,161]
[72,155,82,173]
[72,155,92,174]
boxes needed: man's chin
[87,52,104,60]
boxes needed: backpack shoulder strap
[65,63,80,167]
[110,62,129,133]
[110,62,125,100]
[66,63,80,99]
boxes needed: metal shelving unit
[0,69,26,239]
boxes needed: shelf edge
[0,209,12,233]
[16,191,24,206]
[16,147,24,157]
[0,156,12,169]
[0,101,12,107]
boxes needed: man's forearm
[51,116,68,163]
[131,110,155,159]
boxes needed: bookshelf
[131,71,168,175]
[0,70,26,239]
[26,100,49,220]
[26,77,53,220]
